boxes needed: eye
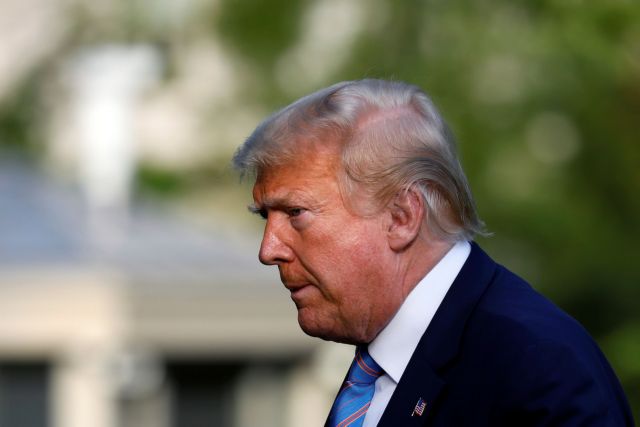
[287,207,310,230]
[287,208,305,217]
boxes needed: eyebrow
[247,199,288,215]
[249,191,317,214]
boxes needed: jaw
[295,305,386,345]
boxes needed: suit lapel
[377,243,498,426]
[377,355,444,426]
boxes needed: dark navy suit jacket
[331,243,634,426]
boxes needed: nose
[258,217,294,265]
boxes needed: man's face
[251,147,401,344]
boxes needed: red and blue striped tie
[328,346,384,427]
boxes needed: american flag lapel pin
[411,397,427,417]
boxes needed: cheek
[314,232,383,279]
[299,217,388,293]
[327,237,389,296]
[324,216,386,251]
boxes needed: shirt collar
[368,240,471,382]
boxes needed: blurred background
[0,0,638,425]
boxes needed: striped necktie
[327,346,384,427]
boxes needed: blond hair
[233,79,485,241]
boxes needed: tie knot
[348,346,383,384]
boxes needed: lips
[283,281,314,305]
[283,281,309,291]
[280,272,311,291]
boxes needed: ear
[387,186,425,252]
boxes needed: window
[0,362,49,427]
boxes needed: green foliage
[136,164,188,197]
[136,162,238,198]
[0,74,43,155]
[216,0,305,70]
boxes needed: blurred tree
[0,72,44,156]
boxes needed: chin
[297,310,370,345]
[298,310,341,342]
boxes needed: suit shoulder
[472,264,593,349]
[461,265,634,425]
[463,264,620,391]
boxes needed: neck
[398,237,455,299]
[359,237,455,344]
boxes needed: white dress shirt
[362,240,471,427]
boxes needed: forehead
[252,147,341,203]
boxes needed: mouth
[283,282,314,304]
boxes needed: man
[233,79,633,426]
